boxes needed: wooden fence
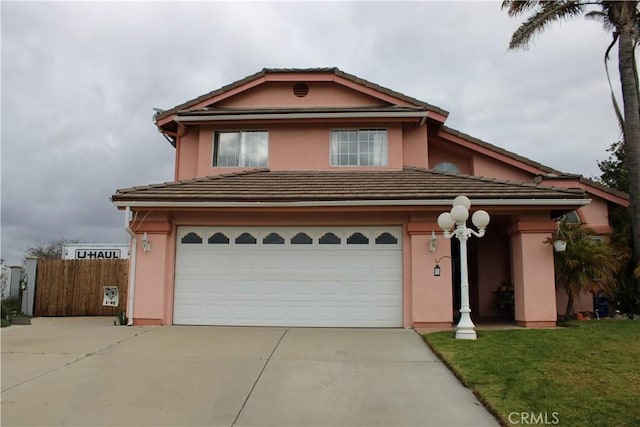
[34,259,128,316]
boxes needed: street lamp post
[437,195,490,340]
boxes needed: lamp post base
[455,327,477,340]
[455,311,477,340]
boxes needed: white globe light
[450,205,469,223]
[437,212,455,231]
[472,210,490,229]
[452,195,471,210]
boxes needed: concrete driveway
[2,318,497,426]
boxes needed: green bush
[3,296,21,312]
[1,301,11,326]
[1,296,22,326]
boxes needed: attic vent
[293,83,309,97]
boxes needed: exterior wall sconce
[141,232,151,252]
[433,255,451,277]
[429,230,438,252]
[437,195,490,340]
[434,264,441,277]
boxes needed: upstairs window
[434,162,460,174]
[564,211,580,224]
[213,131,268,167]
[330,129,387,166]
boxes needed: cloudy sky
[1,1,627,265]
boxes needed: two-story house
[111,68,628,328]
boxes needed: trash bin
[594,294,610,318]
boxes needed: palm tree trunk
[565,291,575,321]
[616,5,640,264]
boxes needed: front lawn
[423,320,640,426]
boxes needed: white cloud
[0,1,626,264]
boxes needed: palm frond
[501,0,541,16]
[509,1,586,50]
[604,33,626,131]
[603,0,640,45]
[552,222,619,298]
[585,10,615,31]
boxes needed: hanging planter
[553,240,567,252]
[552,218,567,252]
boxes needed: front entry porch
[414,212,570,329]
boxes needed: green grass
[423,320,640,427]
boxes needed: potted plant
[0,297,31,325]
[553,221,567,252]
[553,239,567,252]
[493,281,514,320]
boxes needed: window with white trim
[213,131,268,167]
[330,129,388,166]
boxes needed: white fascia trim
[113,198,591,208]
[174,111,429,122]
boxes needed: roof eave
[112,198,591,209]
[173,111,430,124]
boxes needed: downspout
[124,206,137,326]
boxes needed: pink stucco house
[111,68,628,328]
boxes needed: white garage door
[173,226,403,327]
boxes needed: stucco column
[130,219,173,325]
[408,219,453,329]
[509,218,557,328]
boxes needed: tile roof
[439,126,629,203]
[154,68,449,122]
[440,126,562,175]
[112,167,586,204]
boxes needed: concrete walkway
[2,317,498,426]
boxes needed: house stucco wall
[472,154,532,181]
[176,132,199,181]
[402,126,429,169]
[126,69,628,329]
[216,81,388,108]
[556,289,594,317]
[428,140,473,175]
[177,123,408,178]
[131,225,173,325]
[128,210,463,328]
[408,219,454,328]
[576,198,611,233]
[510,215,558,327]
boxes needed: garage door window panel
[319,232,341,244]
[263,233,285,244]
[375,232,398,245]
[208,232,230,244]
[181,232,203,244]
[235,233,257,244]
[347,232,369,244]
[291,232,313,244]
